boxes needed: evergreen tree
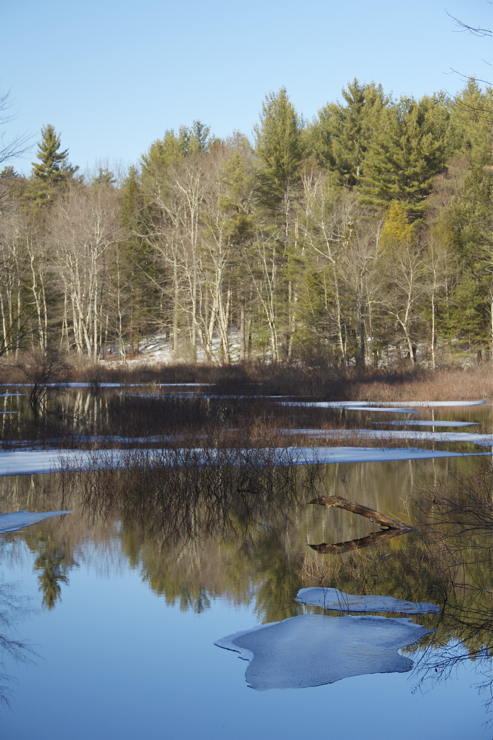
[118,165,161,349]
[30,124,70,205]
[359,95,447,219]
[312,79,388,187]
[254,87,303,199]
[141,120,213,180]
[254,88,305,359]
[446,80,493,167]
[92,166,117,187]
[0,165,18,179]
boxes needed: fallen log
[308,495,415,532]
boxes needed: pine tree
[312,79,388,187]
[446,80,493,167]
[254,88,303,198]
[92,167,117,187]
[360,95,446,219]
[31,124,69,205]
[254,89,305,359]
[141,121,213,180]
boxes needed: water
[0,528,489,740]
[0,393,491,739]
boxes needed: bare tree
[47,183,121,359]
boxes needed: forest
[1,78,493,368]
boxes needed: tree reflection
[23,532,75,609]
[0,572,36,707]
[301,462,493,720]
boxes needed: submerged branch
[309,528,411,554]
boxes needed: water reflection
[24,532,76,609]
[0,452,490,721]
[0,541,37,707]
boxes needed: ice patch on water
[0,445,490,477]
[215,614,432,690]
[374,420,477,427]
[0,510,71,533]
[280,402,423,412]
[295,588,441,614]
[289,429,493,447]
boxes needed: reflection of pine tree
[27,533,71,609]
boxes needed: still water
[0,452,491,740]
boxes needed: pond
[0,389,491,739]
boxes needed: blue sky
[2,0,491,176]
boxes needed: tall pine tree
[31,124,70,206]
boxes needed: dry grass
[2,354,493,400]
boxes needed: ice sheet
[0,445,489,476]
[0,509,71,533]
[215,614,432,690]
[280,402,422,412]
[280,400,485,410]
[374,420,477,427]
[289,429,493,447]
[295,588,441,614]
[375,400,486,407]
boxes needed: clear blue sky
[2,0,491,177]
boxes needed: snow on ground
[215,614,433,690]
[0,446,489,477]
[0,510,71,533]
[295,588,441,614]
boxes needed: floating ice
[280,400,486,410]
[295,588,441,614]
[280,402,422,413]
[215,614,432,690]
[374,420,477,427]
[375,400,486,407]
[0,510,71,533]
[0,445,490,477]
[291,429,493,447]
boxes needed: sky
[1,0,492,177]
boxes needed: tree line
[1,79,493,366]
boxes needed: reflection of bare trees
[70,444,315,546]
[0,575,36,707]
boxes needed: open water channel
[0,388,491,739]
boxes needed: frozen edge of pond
[0,510,71,533]
[280,400,486,410]
[286,429,493,447]
[0,446,490,476]
[295,588,441,614]
[215,614,433,690]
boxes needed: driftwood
[309,528,409,555]
[308,496,416,532]
[308,495,415,553]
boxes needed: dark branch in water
[308,495,415,532]
[309,528,410,554]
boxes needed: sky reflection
[0,532,490,740]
